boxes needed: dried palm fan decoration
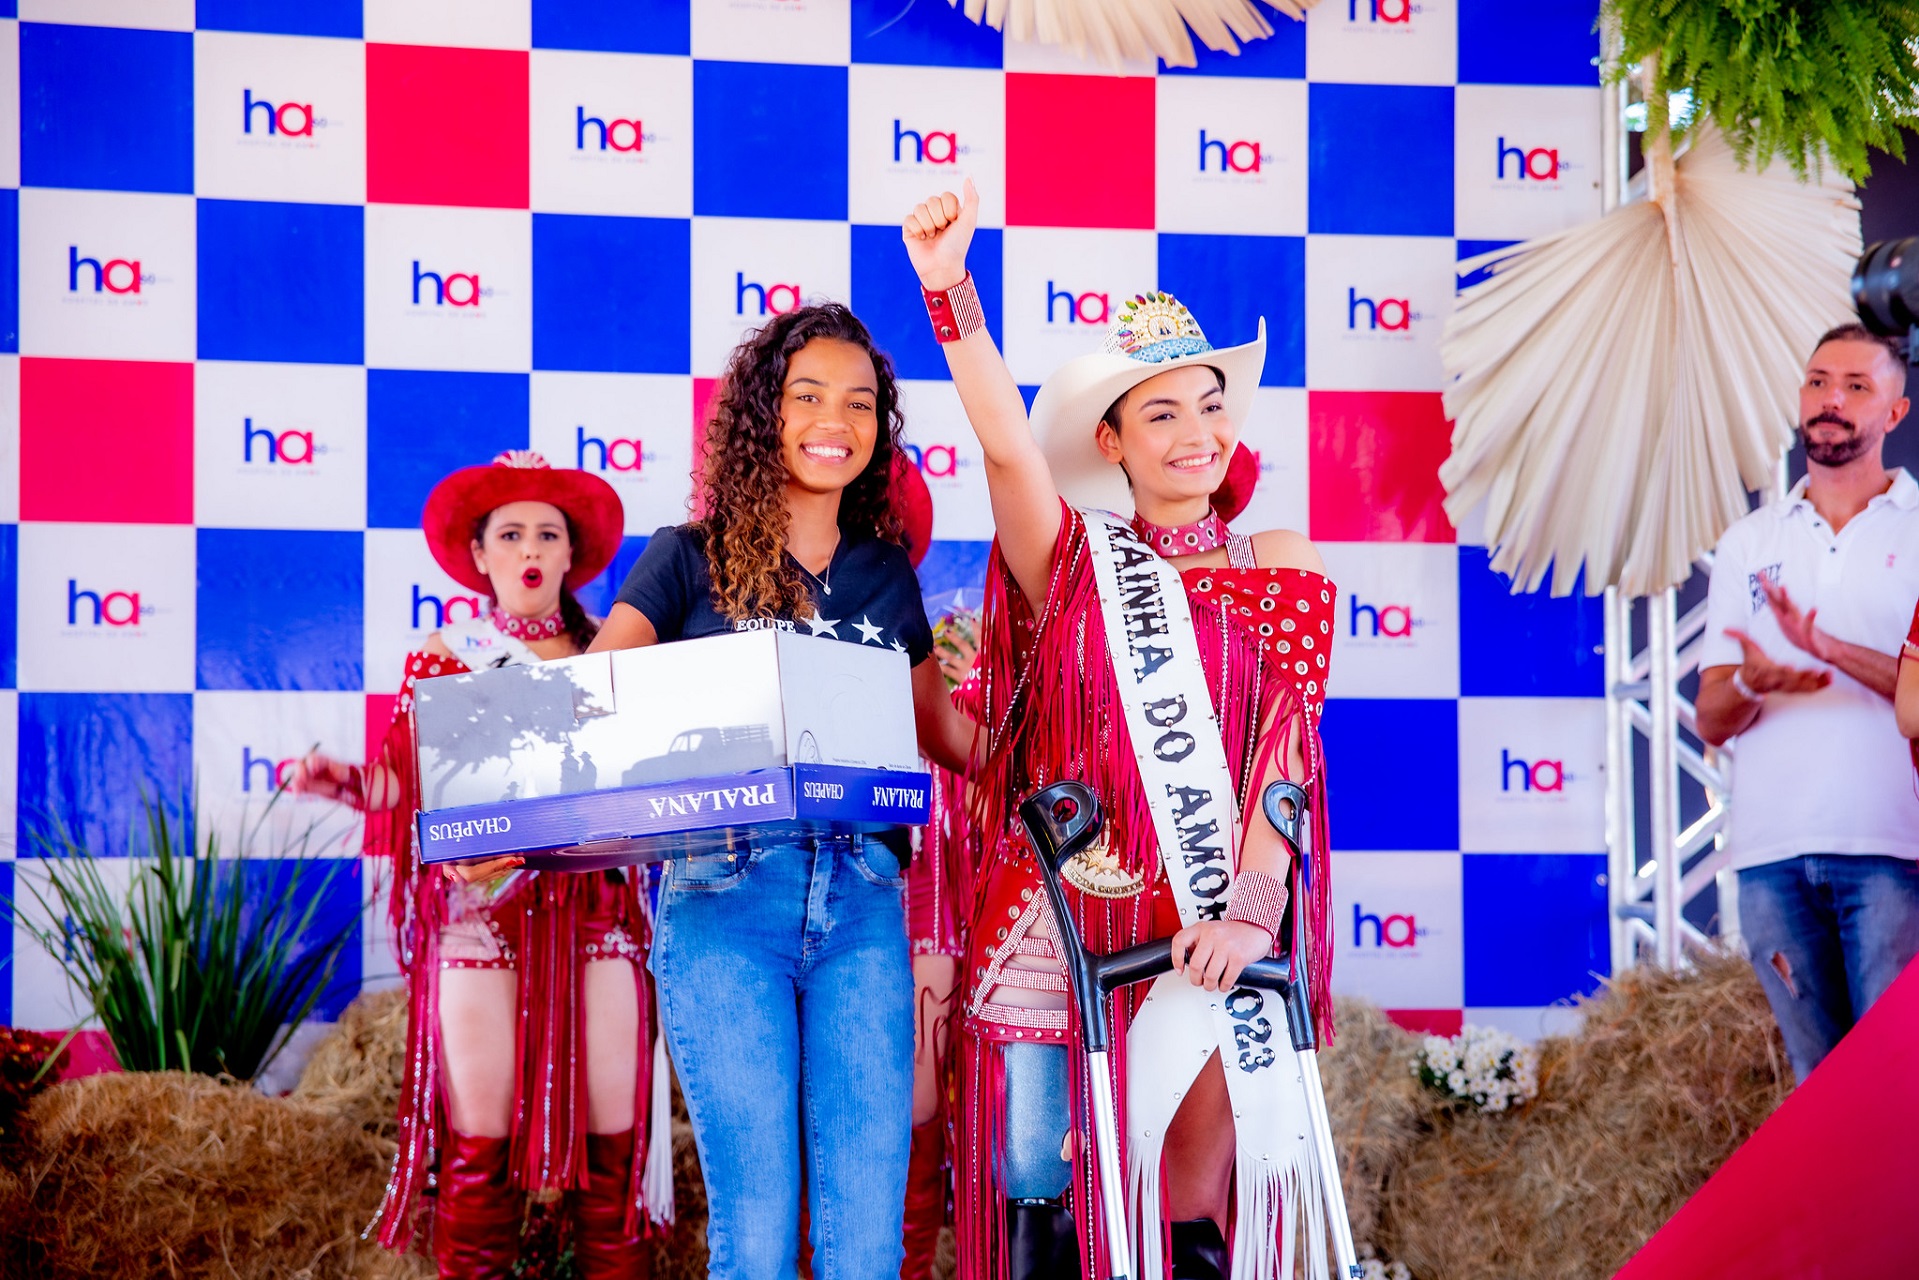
[946,0,1314,69]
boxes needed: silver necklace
[800,537,840,596]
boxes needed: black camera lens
[1852,238,1919,337]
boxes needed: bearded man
[1696,323,1919,1081]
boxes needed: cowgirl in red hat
[291,452,664,1279]
[590,302,979,1280]
[903,184,1339,1280]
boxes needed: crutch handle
[1018,782,1113,1053]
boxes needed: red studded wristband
[922,272,985,344]
[1225,870,1289,952]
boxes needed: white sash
[1080,510,1324,1280]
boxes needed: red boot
[900,1121,948,1280]
[433,1131,522,1279]
[574,1129,647,1280]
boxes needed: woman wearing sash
[903,184,1337,1280]
[291,452,665,1279]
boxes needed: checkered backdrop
[0,0,1614,1072]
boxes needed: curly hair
[697,303,907,624]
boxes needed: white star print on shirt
[805,613,841,638]
[891,639,907,653]
[854,616,885,645]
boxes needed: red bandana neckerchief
[1131,509,1229,558]
[490,606,565,642]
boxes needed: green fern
[1606,0,1919,182]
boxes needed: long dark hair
[470,510,600,652]
[697,302,906,624]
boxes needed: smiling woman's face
[1093,363,1234,508]
[471,499,572,616]
[778,338,881,496]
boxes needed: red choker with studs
[490,607,565,641]
[1131,510,1230,557]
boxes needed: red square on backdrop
[367,44,529,208]
[1308,390,1456,543]
[20,358,194,524]
[1005,74,1155,229]
[691,376,721,519]
[1388,1009,1464,1037]
[365,693,398,767]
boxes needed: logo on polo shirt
[1748,563,1782,613]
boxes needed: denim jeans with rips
[1738,853,1919,1082]
[651,835,914,1280]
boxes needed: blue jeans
[652,836,914,1280]
[1739,854,1919,1082]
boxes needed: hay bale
[293,987,409,1145]
[1321,996,1426,1249]
[9,1071,408,1280]
[1381,951,1791,1280]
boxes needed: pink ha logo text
[413,585,485,630]
[1501,749,1566,793]
[1497,137,1561,181]
[901,442,965,479]
[737,273,802,317]
[1348,289,1417,332]
[1353,903,1421,948]
[1349,596,1415,638]
[577,107,645,152]
[242,746,300,793]
[893,120,960,165]
[1047,282,1110,325]
[244,417,321,466]
[68,580,148,627]
[243,88,318,137]
[1198,129,1264,174]
[414,261,485,307]
[1348,0,1417,22]
[69,246,149,295]
[577,425,648,474]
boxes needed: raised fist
[901,179,979,292]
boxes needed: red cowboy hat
[423,451,625,595]
[892,451,935,568]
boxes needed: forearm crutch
[1017,780,1361,1280]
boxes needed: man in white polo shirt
[1698,323,1919,1082]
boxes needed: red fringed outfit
[364,646,661,1253]
[955,507,1335,1280]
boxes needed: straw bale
[292,985,409,1144]
[1321,996,1427,1250]
[1380,951,1790,1280]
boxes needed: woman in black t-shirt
[590,303,976,1280]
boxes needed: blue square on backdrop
[851,0,1002,67]
[534,215,690,374]
[1458,547,1604,696]
[852,224,1001,382]
[916,539,992,622]
[1158,234,1304,387]
[1458,0,1601,87]
[0,524,15,687]
[695,62,847,221]
[21,24,194,194]
[367,371,530,529]
[1308,84,1453,237]
[1463,853,1609,1005]
[18,693,194,858]
[577,534,651,618]
[533,0,689,54]
[1456,238,1520,291]
[234,858,364,1019]
[1319,698,1458,850]
[197,529,364,691]
[1158,20,1304,78]
[0,188,16,353]
[195,0,362,38]
[198,200,364,366]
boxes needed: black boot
[1007,1198,1082,1280]
[1170,1218,1228,1280]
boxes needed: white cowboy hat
[1031,291,1267,516]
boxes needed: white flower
[1413,1024,1540,1112]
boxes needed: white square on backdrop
[0,21,19,189]
[194,362,369,531]
[847,64,1006,229]
[1457,696,1607,853]
[10,858,141,1030]
[363,0,531,50]
[1454,84,1604,241]
[1306,0,1455,86]
[0,356,18,524]
[16,523,198,694]
[896,379,992,542]
[364,204,532,374]
[192,689,367,861]
[1002,37,1149,77]
[1330,851,1464,1010]
[1305,233,1456,392]
[18,189,197,364]
[1317,541,1461,699]
[18,0,192,29]
[530,50,693,218]
[0,692,16,859]
[1154,75,1307,237]
[1232,387,1309,539]
[691,0,851,65]
[194,30,367,206]
[529,372,696,536]
[363,527,489,695]
[1000,227,1157,385]
[361,853,405,991]
[689,217,852,377]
